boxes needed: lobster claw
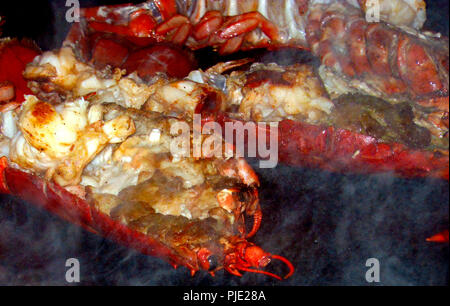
[224,240,294,280]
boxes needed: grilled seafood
[23,46,216,115]
[0,0,448,280]
[74,1,448,113]
[23,45,449,178]
[0,32,294,278]
[0,93,293,278]
[306,3,448,141]
[52,0,448,178]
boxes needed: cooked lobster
[0,88,293,278]
[55,0,449,179]
[0,0,448,281]
[1,35,294,280]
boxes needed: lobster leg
[156,15,192,45]
[246,207,262,239]
[194,11,280,54]
[192,11,223,41]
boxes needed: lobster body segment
[278,119,449,179]
[64,20,197,79]
[206,113,449,180]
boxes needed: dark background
[0,0,448,285]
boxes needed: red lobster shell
[205,113,449,180]
[0,38,40,105]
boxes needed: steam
[1,163,447,285]
[0,195,84,285]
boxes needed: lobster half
[0,88,294,279]
[58,0,449,179]
[0,32,295,279]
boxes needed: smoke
[1,163,447,285]
[249,162,449,285]
[0,195,84,285]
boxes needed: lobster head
[196,237,294,280]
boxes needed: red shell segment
[210,114,449,180]
[122,44,197,79]
[278,119,449,180]
[0,40,40,103]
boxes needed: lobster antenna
[271,254,295,279]
[237,266,282,280]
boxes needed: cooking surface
[0,1,448,285]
